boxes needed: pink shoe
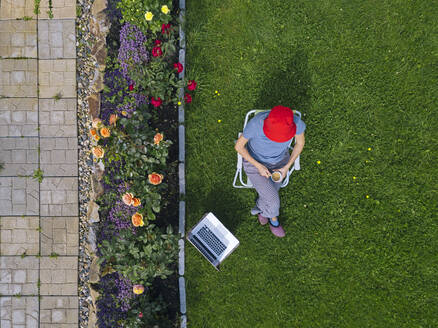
[258,214,268,225]
[269,222,285,238]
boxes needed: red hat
[263,106,296,142]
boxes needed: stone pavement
[0,2,79,327]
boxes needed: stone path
[0,1,79,327]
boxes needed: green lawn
[183,1,438,327]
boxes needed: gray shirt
[243,111,306,165]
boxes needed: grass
[184,0,438,327]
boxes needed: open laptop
[187,212,239,271]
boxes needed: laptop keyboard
[197,226,227,256]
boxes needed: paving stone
[0,138,38,176]
[40,257,77,295]
[0,257,38,295]
[38,20,76,59]
[0,296,38,328]
[0,59,37,97]
[0,216,39,255]
[40,178,78,216]
[39,98,77,137]
[0,0,36,19]
[40,296,78,326]
[41,217,78,256]
[0,98,38,137]
[0,177,39,216]
[0,21,37,58]
[40,137,78,176]
[38,59,76,98]
[38,0,76,19]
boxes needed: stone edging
[178,0,187,326]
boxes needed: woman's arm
[234,135,271,178]
[285,133,305,170]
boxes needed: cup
[271,171,282,182]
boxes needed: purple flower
[100,68,148,120]
[115,272,133,312]
[118,23,149,81]
[106,183,143,232]
[96,273,128,326]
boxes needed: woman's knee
[259,190,280,208]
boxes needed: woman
[234,105,306,238]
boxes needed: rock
[87,307,97,328]
[89,256,100,284]
[91,40,107,67]
[91,70,104,93]
[89,284,100,308]
[88,227,97,253]
[87,201,100,223]
[91,0,107,16]
[86,93,100,119]
[91,175,104,199]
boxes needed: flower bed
[92,0,195,326]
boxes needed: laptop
[187,212,240,271]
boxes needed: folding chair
[232,109,301,189]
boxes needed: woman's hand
[274,166,289,181]
[257,164,271,178]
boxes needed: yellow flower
[161,5,170,14]
[177,101,182,105]
[353,176,356,180]
[121,111,127,116]
[133,285,144,295]
[218,119,222,123]
[215,90,218,94]
[368,147,372,151]
[145,11,154,21]
[366,195,370,199]
[316,160,321,165]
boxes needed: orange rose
[109,114,118,125]
[92,118,102,128]
[133,284,144,295]
[122,193,134,206]
[131,212,144,227]
[92,146,104,159]
[148,173,163,185]
[154,133,163,145]
[90,128,100,141]
[132,198,141,207]
[100,127,110,138]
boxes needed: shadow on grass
[188,185,248,234]
[256,48,311,114]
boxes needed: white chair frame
[232,109,301,189]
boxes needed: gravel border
[76,0,96,327]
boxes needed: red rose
[173,62,183,73]
[187,80,197,91]
[161,23,171,34]
[139,312,143,318]
[154,40,161,46]
[128,84,134,91]
[184,93,192,104]
[152,46,162,57]
[151,97,162,107]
